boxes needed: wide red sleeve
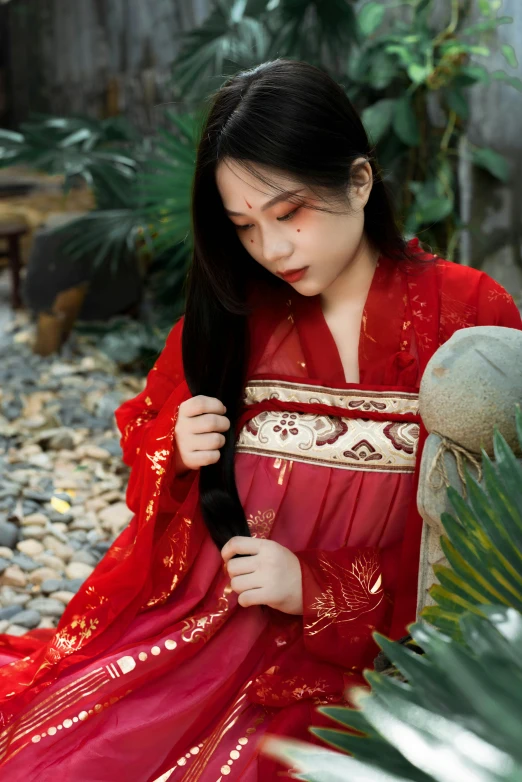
[294,544,399,671]
[114,316,185,467]
[476,275,522,329]
[114,316,194,514]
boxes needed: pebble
[27,567,61,585]
[26,597,65,617]
[20,525,47,540]
[37,617,56,630]
[17,539,44,558]
[33,553,65,572]
[20,512,48,527]
[0,565,27,588]
[0,586,30,607]
[50,590,75,605]
[70,550,98,567]
[11,553,40,572]
[11,609,41,629]
[0,521,19,548]
[5,623,29,636]
[0,557,11,574]
[98,502,133,535]
[0,312,138,635]
[0,605,23,621]
[42,537,74,562]
[65,562,94,581]
[40,578,65,594]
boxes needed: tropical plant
[170,0,522,260]
[0,113,139,192]
[260,408,522,781]
[170,0,359,100]
[352,0,522,259]
[57,109,197,283]
[262,606,522,782]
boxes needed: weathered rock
[419,326,522,455]
[0,547,13,560]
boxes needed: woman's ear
[351,157,373,207]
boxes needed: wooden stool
[0,220,28,309]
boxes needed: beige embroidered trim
[237,412,419,474]
[243,380,419,416]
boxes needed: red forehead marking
[245,199,252,209]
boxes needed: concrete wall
[3,0,211,133]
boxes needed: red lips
[277,267,308,283]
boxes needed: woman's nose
[263,241,293,265]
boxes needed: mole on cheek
[297,229,301,232]
[250,240,254,243]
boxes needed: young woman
[0,59,520,781]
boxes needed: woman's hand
[174,395,230,474]
[221,537,303,615]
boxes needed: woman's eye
[277,207,300,223]
[235,207,300,232]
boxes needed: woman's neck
[320,237,380,315]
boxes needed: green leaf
[358,2,385,37]
[490,70,522,91]
[362,98,396,144]
[407,63,431,85]
[471,146,510,183]
[501,44,518,69]
[444,88,469,120]
[415,196,453,225]
[393,95,420,146]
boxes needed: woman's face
[215,158,374,297]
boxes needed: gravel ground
[0,301,144,636]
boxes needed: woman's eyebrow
[225,188,304,216]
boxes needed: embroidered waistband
[237,381,419,474]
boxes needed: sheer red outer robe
[0,239,520,780]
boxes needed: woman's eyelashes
[235,207,301,232]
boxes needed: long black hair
[182,58,422,552]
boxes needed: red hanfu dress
[0,239,520,780]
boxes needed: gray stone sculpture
[416,325,522,616]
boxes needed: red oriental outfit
[0,239,520,780]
